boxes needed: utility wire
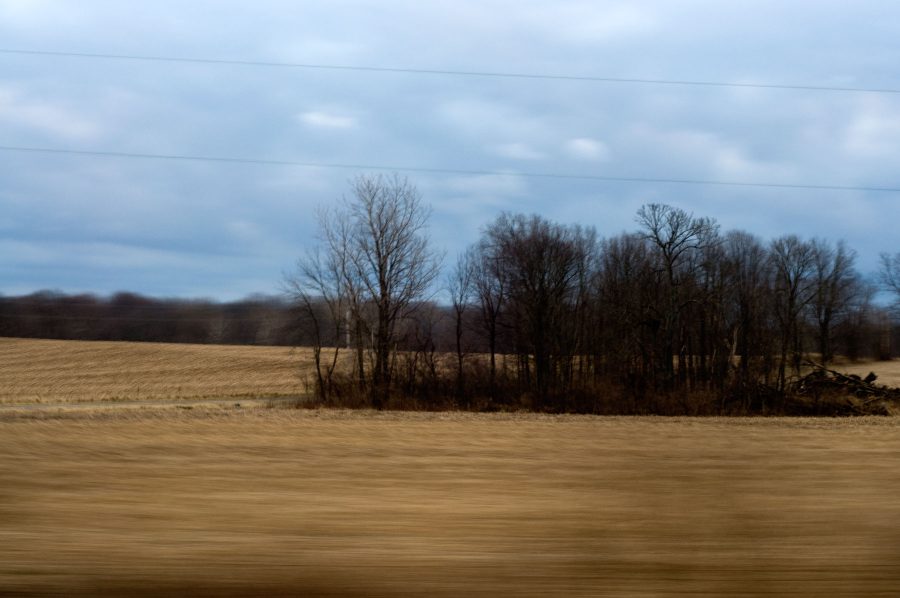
[1,144,898,194]
[2,48,898,95]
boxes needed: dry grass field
[3,336,899,406]
[0,337,310,405]
[3,338,900,595]
[2,408,900,596]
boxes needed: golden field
[2,336,900,406]
[3,338,900,595]
[2,409,900,596]
[0,337,309,405]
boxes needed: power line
[2,48,898,95]
[1,144,898,194]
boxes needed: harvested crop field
[0,337,309,405]
[3,338,900,595]
[2,408,900,597]
[3,336,899,407]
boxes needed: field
[3,336,900,406]
[0,337,308,405]
[3,409,900,596]
[2,338,900,596]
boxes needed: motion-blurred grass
[2,409,899,596]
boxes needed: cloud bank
[1,0,898,299]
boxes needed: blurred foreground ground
[2,408,899,597]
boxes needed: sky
[1,0,899,300]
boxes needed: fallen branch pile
[792,361,900,415]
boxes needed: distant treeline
[0,289,463,349]
[0,291,299,346]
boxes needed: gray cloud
[1,0,898,299]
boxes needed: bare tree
[808,239,859,368]
[835,283,878,361]
[722,230,773,405]
[284,206,364,402]
[880,252,900,306]
[769,235,815,393]
[448,248,475,403]
[288,175,441,408]
[486,213,595,408]
[635,203,719,386]
[877,252,900,359]
[346,174,443,408]
[321,206,370,393]
[471,234,508,403]
[596,233,657,399]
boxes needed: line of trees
[289,175,899,414]
[3,174,898,413]
[0,291,298,345]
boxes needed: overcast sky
[1,0,899,300]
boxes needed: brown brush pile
[791,362,900,415]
